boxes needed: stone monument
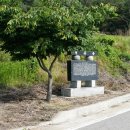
[61,51,104,97]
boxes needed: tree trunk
[36,54,58,102]
[46,74,53,102]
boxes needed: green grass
[0,58,68,88]
[0,59,41,87]
[98,34,130,52]
[95,34,130,76]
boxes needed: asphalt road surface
[78,111,130,130]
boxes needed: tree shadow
[0,84,47,103]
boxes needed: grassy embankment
[0,35,130,88]
[96,34,130,76]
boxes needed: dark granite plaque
[67,60,98,81]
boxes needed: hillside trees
[80,0,130,35]
[99,0,130,34]
[0,0,116,102]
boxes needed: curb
[51,93,130,124]
[11,93,130,130]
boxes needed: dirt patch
[0,72,130,130]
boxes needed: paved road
[78,111,130,130]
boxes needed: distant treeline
[80,0,130,35]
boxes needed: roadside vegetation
[0,34,130,88]
[95,34,130,76]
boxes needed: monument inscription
[67,60,98,81]
[73,62,96,76]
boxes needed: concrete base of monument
[61,87,104,97]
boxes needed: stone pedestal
[61,86,104,97]
[70,81,81,88]
[85,55,96,88]
[85,80,96,87]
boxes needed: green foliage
[120,53,130,61]
[100,35,130,55]
[0,0,22,5]
[82,0,130,34]
[0,0,116,60]
[0,59,40,87]
[96,46,122,75]
[95,34,130,76]
[0,50,11,61]
[0,41,11,61]
[58,53,67,63]
[97,36,114,46]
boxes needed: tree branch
[49,54,58,72]
[36,54,52,78]
[36,55,44,70]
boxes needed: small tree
[0,0,116,102]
